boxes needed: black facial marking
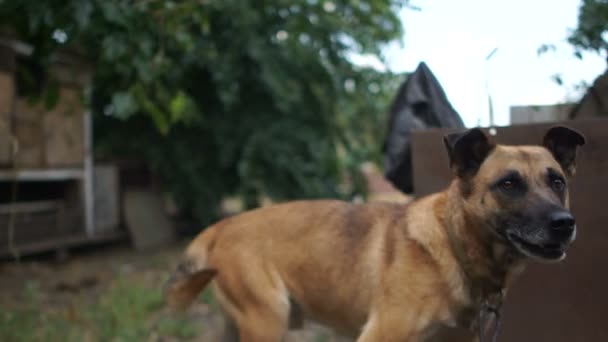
[491,170,528,198]
[547,167,567,202]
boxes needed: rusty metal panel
[410,119,608,341]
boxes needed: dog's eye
[552,178,565,191]
[501,179,515,190]
[494,171,526,195]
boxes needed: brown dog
[165,126,585,341]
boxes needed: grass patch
[156,315,198,339]
[0,282,81,342]
[0,278,199,341]
[200,286,217,310]
[315,331,332,342]
[0,308,79,342]
[87,279,164,341]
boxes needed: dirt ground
[0,240,352,342]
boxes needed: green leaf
[131,83,170,135]
[169,90,195,124]
[74,0,93,30]
[3,0,406,225]
[111,92,138,119]
[551,73,564,86]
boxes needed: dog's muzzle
[506,210,576,263]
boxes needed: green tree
[0,0,407,225]
[569,0,608,59]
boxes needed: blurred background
[0,0,606,341]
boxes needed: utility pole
[485,47,498,127]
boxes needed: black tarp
[383,62,465,193]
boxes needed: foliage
[0,282,80,342]
[0,0,406,225]
[569,0,608,58]
[89,279,165,340]
[0,279,198,341]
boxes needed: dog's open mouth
[506,232,566,262]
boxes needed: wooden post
[0,44,15,166]
[84,110,94,236]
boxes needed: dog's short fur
[165,126,585,341]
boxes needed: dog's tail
[164,227,218,310]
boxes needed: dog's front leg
[357,312,421,342]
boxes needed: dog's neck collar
[477,289,504,342]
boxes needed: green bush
[0,0,407,225]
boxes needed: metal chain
[478,299,503,342]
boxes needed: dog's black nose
[550,211,575,235]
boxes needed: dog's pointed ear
[543,126,585,176]
[443,128,495,177]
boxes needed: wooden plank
[93,164,119,233]
[0,200,60,214]
[0,230,126,257]
[14,98,44,167]
[0,46,15,166]
[83,110,94,236]
[0,71,13,166]
[43,86,85,167]
[0,168,84,181]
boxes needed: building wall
[510,103,574,125]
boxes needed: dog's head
[443,126,585,262]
